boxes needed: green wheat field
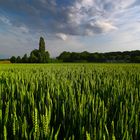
[0,64,140,140]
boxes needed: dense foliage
[10,37,50,63]
[0,64,140,139]
[57,50,140,63]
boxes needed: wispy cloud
[0,0,138,36]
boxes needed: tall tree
[29,49,39,63]
[16,56,21,63]
[29,52,38,63]
[10,56,16,63]
[39,37,45,52]
[22,54,28,63]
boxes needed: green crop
[0,63,140,140]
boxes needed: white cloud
[94,21,118,32]
[56,33,67,40]
[75,0,94,9]
[64,0,135,36]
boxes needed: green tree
[80,51,89,60]
[16,56,21,63]
[45,51,50,62]
[29,53,38,63]
[57,51,71,62]
[38,37,50,63]
[134,56,140,63]
[22,54,28,63]
[29,50,39,63]
[39,37,45,52]
[10,56,16,63]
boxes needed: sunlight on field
[0,61,11,64]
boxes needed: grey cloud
[0,0,139,38]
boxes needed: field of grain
[0,64,140,140]
[0,61,11,64]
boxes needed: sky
[0,0,140,58]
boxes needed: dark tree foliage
[38,51,50,63]
[10,37,50,63]
[57,50,140,63]
[29,49,40,63]
[39,37,45,52]
[29,51,38,63]
[10,56,16,63]
[16,56,21,63]
[22,54,28,63]
[57,51,71,62]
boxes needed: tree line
[57,50,140,63]
[10,37,140,63]
[10,37,50,63]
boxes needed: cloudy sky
[0,0,140,58]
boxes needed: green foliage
[30,50,39,63]
[22,54,28,63]
[3,125,7,140]
[0,64,140,139]
[39,37,45,52]
[10,56,16,63]
[16,56,21,63]
[38,51,50,63]
[57,50,140,63]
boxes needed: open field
[0,64,140,140]
[0,61,11,64]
